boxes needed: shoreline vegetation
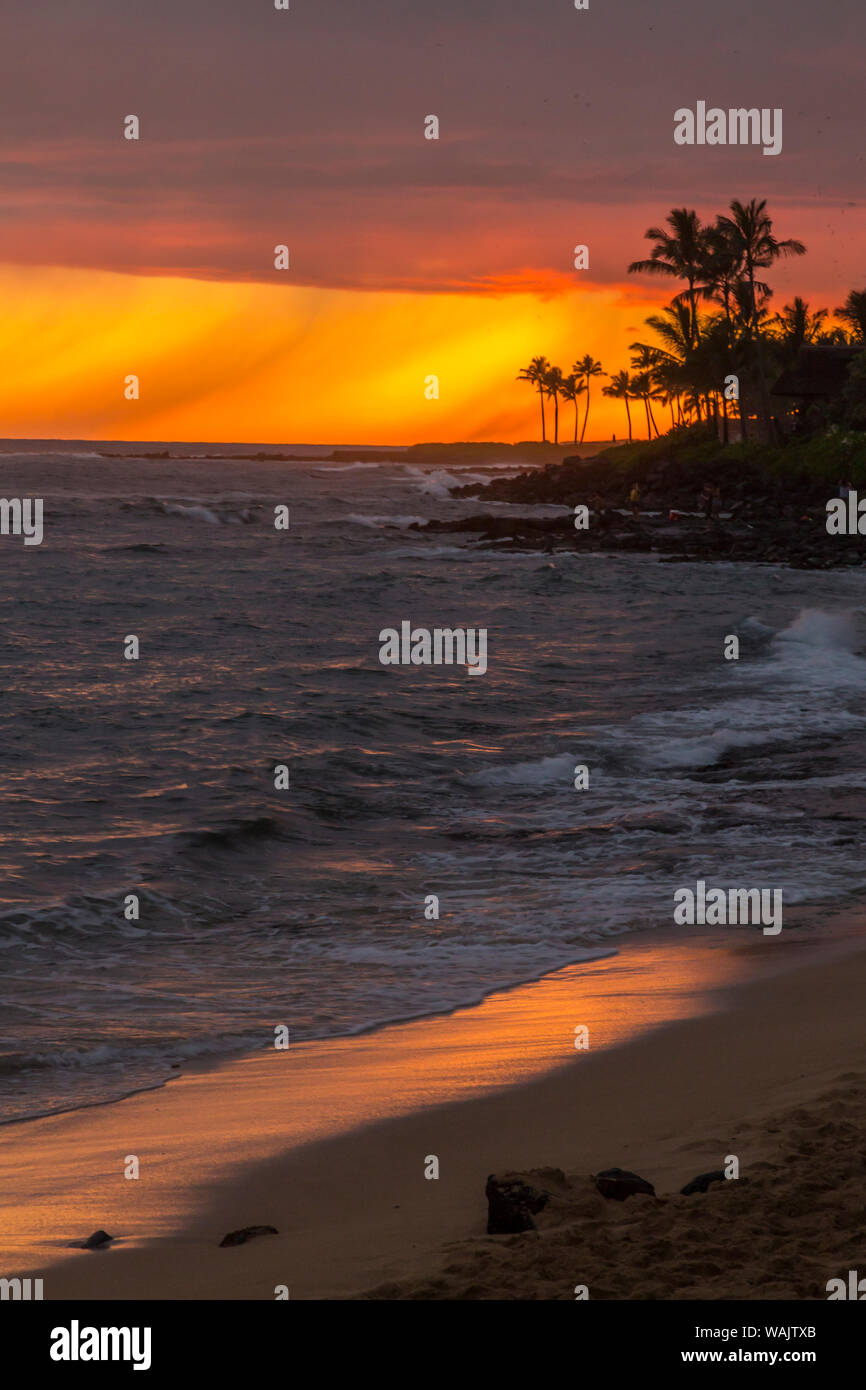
[515,199,865,450]
[414,198,866,569]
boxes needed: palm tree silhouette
[573,355,605,444]
[544,365,564,443]
[716,199,806,335]
[603,370,635,442]
[630,370,658,439]
[834,289,866,344]
[771,297,828,361]
[628,208,711,349]
[715,199,806,437]
[517,356,551,441]
[560,372,586,443]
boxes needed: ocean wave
[465,752,577,789]
[404,466,491,498]
[152,499,262,524]
[347,513,427,530]
[314,462,382,473]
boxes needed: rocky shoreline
[413,450,866,569]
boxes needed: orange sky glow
[2,1,862,446]
[0,264,675,444]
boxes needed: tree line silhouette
[518,198,866,445]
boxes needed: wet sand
[0,919,862,1299]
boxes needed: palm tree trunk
[538,386,546,442]
[624,397,633,442]
[748,262,774,442]
[579,384,590,444]
[573,402,579,444]
[553,394,559,444]
[643,397,651,439]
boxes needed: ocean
[1,443,865,1123]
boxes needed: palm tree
[560,373,586,443]
[573,355,605,444]
[641,300,694,365]
[771,297,828,361]
[834,289,866,344]
[603,369,635,442]
[702,221,749,352]
[517,356,551,441]
[630,371,658,438]
[628,208,711,349]
[544,365,564,443]
[715,199,806,438]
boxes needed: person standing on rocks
[702,482,714,520]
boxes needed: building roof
[771,345,860,399]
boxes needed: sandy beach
[2,917,864,1301]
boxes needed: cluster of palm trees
[518,199,866,445]
[517,354,605,444]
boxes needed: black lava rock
[485,1175,549,1234]
[219,1225,279,1247]
[594,1168,656,1201]
[680,1170,727,1196]
[82,1230,114,1250]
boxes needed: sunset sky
[1,0,863,443]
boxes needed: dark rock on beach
[681,1170,727,1196]
[219,1224,279,1247]
[78,1229,114,1250]
[486,1173,550,1233]
[595,1168,656,1201]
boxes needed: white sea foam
[314,462,382,473]
[160,502,221,524]
[347,514,426,530]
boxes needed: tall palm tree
[544,365,564,443]
[628,208,711,349]
[630,342,676,435]
[716,198,805,325]
[517,356,551,441]
[630,371,658,438]
[560,373,586,443]
[715,199,806,438]
[573,355,605,444]
[703,221,748,352]
[603,369,635,442]
[834,289,866,344]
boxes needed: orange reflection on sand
[0,934,747,1282]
